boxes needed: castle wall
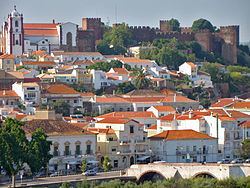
[82,18,103,41]
[77,30,95,52]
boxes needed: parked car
[35,171,46,178]
[82,169,97,176]
[244,159,250,163]
[230,158,244,164]
[50,171,60,177]
[217,159,230,164]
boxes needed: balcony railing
[53,151,60,157]
[85,150,93,155]
[75,150,82,156]
[64,151,71,156]
[119,140,131,145]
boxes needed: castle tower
[3,6,24,55]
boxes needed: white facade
[47,134,96,171]
[90,69,109,90]
[150,135,218,163]
[12,82,40,106]
[52,52,104,63]
[179,62,197,78]
[58,22,78,47]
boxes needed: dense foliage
[241,139,250,159]
[192,18,215,32]
[87,60,123,72]
[97,23,135,55]
[167,18,180,32]
[0,118,51,187]
[140,38,223,69]
[60,177,250,188]
[50,100,71,116]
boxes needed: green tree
[97,23,134,55]
[192,18,215,32]
[60,182,71,188]
[81,159,87,173]
[50,100,71,116]
[131,70,152,89]
[0,118,28,187]
[168,18,180,32]
[28,128,52,175]
[88,60,123,72]
[116,82,136,94]
[102,156,111,172]
[241,139,250,159]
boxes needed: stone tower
[3,6,24,55]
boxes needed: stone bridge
[126,163,250,181]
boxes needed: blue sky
[1,0,249,42]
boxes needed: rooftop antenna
[14,5,17,11]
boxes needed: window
[203,156,206,162]
[111,147,116,152]
[114,160,118,168]
[86,144,91,154]
[64,145,70,156]
[130,126,134,134]
[108,137,113,141]
[193,146,197,152]
[74,100,77,103]
[15,29,18,32]
[75,145,81,155]
[98,146,100,151]
[27,93,36,98]
[15,20,18,27]
[193,156,197,162]
[53,145,59,156]
[16,40,18,45]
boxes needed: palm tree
[131,69,152,89]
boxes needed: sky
[1,0,250,42]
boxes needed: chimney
[189,111,193,119]
[173,94,176,102]
[52,19,55,24]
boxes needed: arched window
[15,20,18,27]
[66,32,72,47]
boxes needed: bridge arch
[193,172,217,179]
[138,170,166,183]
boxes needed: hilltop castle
[0,7,239,64]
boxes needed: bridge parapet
[126,163,250,180]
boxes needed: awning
[137,156,150,161]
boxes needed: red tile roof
[0,54,14,59]
[24,29,58,36]
[112,68,129,75]
[22,61,56,66]
[23,23,58,29]
[87,128,116,134]
[96,117,138,124]
[150,130,215,140]
[0,90,19,98]
[97,111,156,119]
[152,106,176,112]
[238,121,250,128]
[211,98,240,108]
[186,62,197,69]
[228,101,250,109]
[118,57,153,64]
[162,95,197,103]
[45,84,79,94]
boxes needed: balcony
[64,150,71,156]
[53,151,60,157]
[119,140,131,145]
[119,150,132,154]
[85,150,93,155]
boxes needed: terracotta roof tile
[0,54,15,59]
[238,121,250,128]
[112,68,129,75]
[147,124,157,130]
[97,111,156,119]
[228,101,250,109]
[87,128,116,134]
[117,57,153,64]
[23,119,94,136]
[96,117,138,124]
[22,61,55,66]
[0,90,19,98]
[152,106,176,112]
[211,98,240,108]
[149,130,215,140]
[45,84,79,94]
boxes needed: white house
[12,82,40,106]
[179,62,213,88]
[23,119,96,172]
[116,57,157,69]
[51,52,104,63]
[90,69,110,90]
[147,105,176,118]
[149,129,218,163]
[94,118,149,167]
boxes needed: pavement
[0,171,123,188]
